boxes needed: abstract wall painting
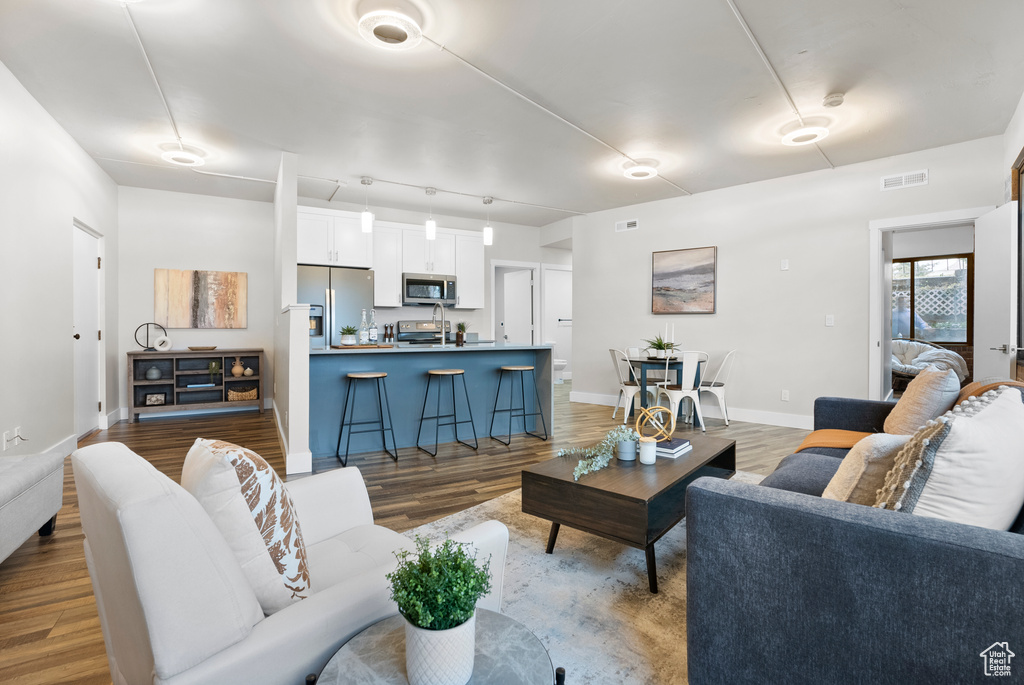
[652,246,717,314]
[154,269,248,329]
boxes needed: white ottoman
[0,452,65,564]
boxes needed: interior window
[892,254,973,344]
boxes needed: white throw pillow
[883,365,960,435]
[822,433,912,505]
[182,439,311,614]
[875,387,1024,530]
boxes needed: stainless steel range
[396,320,452,345]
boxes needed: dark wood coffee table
[521,434,736,593]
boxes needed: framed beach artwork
[652,246,717,314]
[154,268,248,329]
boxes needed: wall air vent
[880,169,928,191]
[615,219,639,232]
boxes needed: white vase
[656,349,666,359]
[616,440,637,461]
[405,612,475,685]
[639,437,658,464]
[341,334,357,346]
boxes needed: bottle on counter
[358,309,370,345]
[368,309,378,345]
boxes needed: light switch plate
[780,259,789,271]
[825,314,835,327]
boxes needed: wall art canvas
[652,246,717,314]
[154,269,248,329]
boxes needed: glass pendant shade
[425,218,436,240]
[483,224,493,246]
[361,210,374,233]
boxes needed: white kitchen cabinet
[297,209,372,268]
[402,229,455,274]
[454,234,485,309]
[372,225,403,307]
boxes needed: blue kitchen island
[309,344,553,460]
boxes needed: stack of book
[656,437,692,459]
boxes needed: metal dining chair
[609,349,651,422]
[699,349,736,425]
[655,351,709,431]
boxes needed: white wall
[571,137,1004,428]
[892,225,974,259]
[117,187,276,414]
[1003,87,1024,200]
[0,60,118,457]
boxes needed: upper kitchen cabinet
[402,229,455,274]
[454,234,485,309]
[372,224,403,307]
[297,208,373,269]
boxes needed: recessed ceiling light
[160,149,205,167]
[624,165,658,180]
[781,126,829,146]
[358,10,422,50]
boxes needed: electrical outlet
[825,314,835,327]
[1,431,8,451]
[13,427,21,446]
[781,390,790,402]
[780,259,789,271]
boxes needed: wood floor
[0,384,807,683]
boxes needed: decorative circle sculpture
[635,405,676,442]
[134,322,168,351]
[153,335,173,352]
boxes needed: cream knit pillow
[182,439,311,615]
[822,433,912,505]
[883,365,960,435]
[875,386,1024,530]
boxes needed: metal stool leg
[525,367,549,441]
[378,377,398,461]
[416,373,437,456]
[490,369,511,445]
[335,377,355,467]
[343,378,361,465]
[454,373,479,450]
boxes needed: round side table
[317,609,553,685]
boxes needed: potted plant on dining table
[387,535,492,685]
[643,334,679,359]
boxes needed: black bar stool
[336,371,397,466]
[416,368,479,456]
[489,365,548,445]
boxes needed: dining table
[627,355,704,428]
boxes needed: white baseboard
[568,391,813,430]
[271,400,312,475]
[51,433,78,458]
[563,371,572,380]
[102,407,122,429]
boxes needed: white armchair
[72,442,508,685]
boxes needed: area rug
[405,471,764,684]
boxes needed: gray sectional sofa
[685,396,1024,684]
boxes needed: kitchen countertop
[311,342,551,355]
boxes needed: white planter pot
[656,349,666,359]
[405,612,475,685]
[616,440,637,461]
[341,334,357,346]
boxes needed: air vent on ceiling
[615,219,639,232]
[880,169,928,191]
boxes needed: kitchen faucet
[431,302,446,348]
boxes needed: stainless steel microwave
[402,273,457,306]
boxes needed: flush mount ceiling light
[781,126,830,146]
[358,10,422,50]
[157,141,208,167]
[623,164,658,180]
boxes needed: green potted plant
[340,325,358,346]
[456,321,469,347]
[387,536,491,685]
[607,424,640,461]
[644,334,678,359]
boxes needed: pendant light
[482,196,494,246]
[360,177,374,233]
[425,187,436,240]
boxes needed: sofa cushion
[874,386,1024,530]
[182,439,311,615]
[883,365,960,435]
[822,433,912,505]
[760,452,843,497]
[305,523,413,591]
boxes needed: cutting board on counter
[330,344,394,349]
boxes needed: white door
[73,227,100,436]
[973,202,1018,379]
[542,267,572,374]
[502,269,533,345]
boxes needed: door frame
[539,262,572,367]
[490,259,541,344]
[73,218,109,430]
[867,206,994,400]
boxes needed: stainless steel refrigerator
[298,266,375,350]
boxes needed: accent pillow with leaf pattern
[182,438,311,615]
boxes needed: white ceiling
[1,0,1022,227]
